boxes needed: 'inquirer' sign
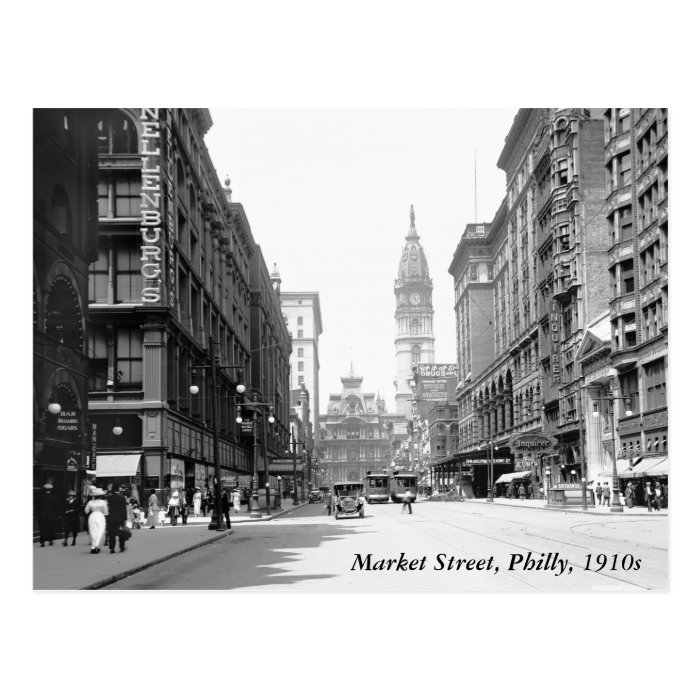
[508,434,557,454]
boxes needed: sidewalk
[34,498,307,590]
[464,496,668,516]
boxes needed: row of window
[324,428,379,439]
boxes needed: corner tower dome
[397,205,430,281]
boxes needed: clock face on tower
[409,293,421,305]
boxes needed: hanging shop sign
[550,300,561,385]
[239,418,255,435]
[90,422,97,470]
[139,108,174,306]
[140,108,162,303]
[508,434,557,454]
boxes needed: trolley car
[389,471,417,503]
[365,471,390,504]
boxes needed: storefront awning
[91,453,142,478]
[618,456,668,478]
[495,470,531,484]
[645,458,669,476]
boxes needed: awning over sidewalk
[495,470,531,485]
[618,456,668,478]
[89,453,142,478]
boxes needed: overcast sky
[204,109,518,412]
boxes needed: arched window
[45,275,83,350]
[411,345,421,365]
[554,118,567,147]
[96,111,138,154]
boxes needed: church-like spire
[397,205,430,280]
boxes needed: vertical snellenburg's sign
[140,108,163,303]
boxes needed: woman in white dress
[167,491,180,526]
[85,488,109,553]
[193,488,202,517]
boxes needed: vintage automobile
[332,480,365,519]
[308,489,323,503]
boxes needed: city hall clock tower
[394,205,435,417]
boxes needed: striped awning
[94,453,142,477]
[618,456,668,478]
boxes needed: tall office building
[86,108,289,500]
[280,286,322,454]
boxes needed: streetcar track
[418,502,667,556]
[404,508,654,590]
[568,521,668,552]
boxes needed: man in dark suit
[106,486,129,553]
[37,484,57,547]
[62,490,81,546]
[221,488,231,529]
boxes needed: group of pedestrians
[83,485,132,553]
[145,486,241,528]
[594,483,612,506]
[505,483,530,500]
[594,480,666,510]
[36,483,134,554]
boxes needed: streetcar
[365,471,390,504]
[389,471,418,503]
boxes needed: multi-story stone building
[280,286,323,452]
[394,206,435,418]
[319,367,398,483]
[594,108,668,490]
[451,109,610,499]
[33,110,99,514]
[249,237,292,473]
[86,108,288,502]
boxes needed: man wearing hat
[37,483,57,547]
[106,485,129,553]
[62,489,81,546]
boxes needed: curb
[82,502,308,590]
[477,500,668,517]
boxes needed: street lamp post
[577,386,589,511]
[291,425,299,505]
[486,433,494,502]
[235,393,275,518]
[592,387,631,513]
[277,475,282,510]
[189,335,245,532]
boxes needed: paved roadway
[106,500,668,591]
